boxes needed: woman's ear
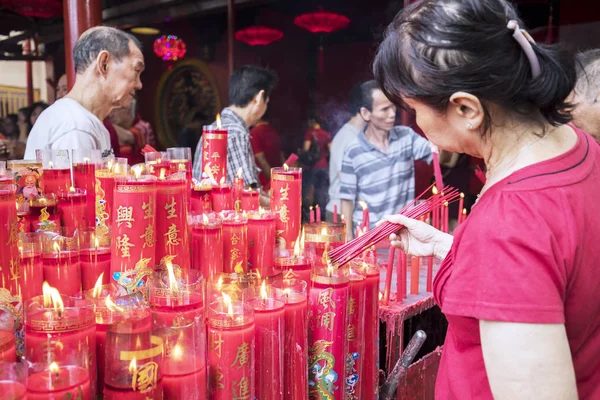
[449,92,484,131]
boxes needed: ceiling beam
[0,54,45,61]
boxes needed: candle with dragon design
[94,158,128,235]
[29,193,60,232]
[155,172,190,269]
[270,166,302,250]
[37,149,72,195]
[275,235,311,286]
[241,188,259,212]
[211,181,233,213]
[304,221,346,268]
[41,230,82,296]
[0,176,19,296]
[207,295,255,400]
[272,279,308,400]
[247,209,277,277]
[25,284,97,396]
[221,211,248,274]
[191,184,213,213]
[79,229,111,291]
[201,116,228,184]
[345,263,366,400]
[0,361,26,399]
[190,212,223,280]
[18,232,44,302]
[308,265,349,400]
[359,257,380,400]
[110,168,157,293]
[73,149,102,232]
[58,187,88,236]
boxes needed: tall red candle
[241,188,260,212]
[251,283,284,400]
[270,166,302,250]
[29,194,60,232]
[410,256,420,295]
[247,210,277,277]
[360,258,380,400]
[221,211,248,274]
[41,232,82,297]
[208,297,255,400]
[191,185,213,213]
[211,183,233,212]
[155,174,190,269]
[72,149,102,231]
[58,188,88,237]
[94,158,127,235]
[190,212,224,280]
[18,232,44,302]
[201,123,228,184]
[346,265,366,399]
[308,266,349,399]
[110,173,157,293]
[233,169,244,212]
[0,177,19,296]
[79,229,111,291]
[273,279,308,399]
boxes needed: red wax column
[110,174,157,293]
[346,265,367,399]
[304,221,346,268]
[37,149,72,195]
[103,309,163,399]
[308,267,349,399]
[276,255,311,285]
[79,229,111,291]
[273,279,308,400]
[18,232,44,302]
[201,125,228,184]
[72,149,101,231]
[247,210,276,277]
[29,194,60,232]
[361,260,380,400]
[41,232,82,296]
[191,185,213,213]
[145,152,171,179]
[270,167,302,250]
[251,289,284,400]
[410,256,421,295]
[190,212,223,280]
[207,298,255,400]
[155,174,190,268]
[241,188,259,212]
[27,364,91,400]
[167,147,193,186]
[95,158,128,235]
[211,183,233,212]
[149,269,206,400]
[221,211,248,274]
[0,178,20,296]
[0,329,16,361]
[25,293,96,397]
[58,188,88,236]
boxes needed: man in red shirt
[250,113,283,190]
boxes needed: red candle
[247,210,277,277]
[241,188,259,212]
[0,381,26,399]
[361,258,380,400]
[308,266,349,399]
[427,256,434,292]
[190,212,224,280]
[79,230,111,291]
[315,204,321,222]
[29,194,60,232]
[443,201,449,233]
[145,151,171,179]
[40,168,72,195]
[233,169,244,212]
[155,174,190,269]
[410,256,420,295]
[459,208,467,226]
[457,192,465,222]
[58,187,88,237]
[304,222,346,268]
[110,173,157,293]
[273,279,308,399]
[201,122,228,184]
[167,147,193,185]
[359,200,370,230]
[251,284,284,400]
[346,265,366,399]
[333,204,338,222]
[41,234,81,297]
[309,206,314,223]
[211,183,233,212]
[0,178,20,296]
[27,364,91,400]
[221,211,248,274]
[0,329,16,362]
[95,158,128,234]
[270,166,302,250]
[382,246,396,306]
[18,232,44,302]
[72,149,101,231]
[276,236,311,285]
[207,297,255,400]
[0,361,26,399]
[397,250,406,301]
[191,185,213,213]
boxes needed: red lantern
[235,26,284,46]
[153,35,187,61]
[0,0,62,18]
[294,10,350,34]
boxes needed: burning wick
[283,163,289,172]
[42,282,64,318]
[260,280,268,307]
[129,358,137,378]
[49,362,60,378]
[222,292,234,320]
[83,157,90,164]
[326,264,334,278]
[283,287,291,302]
[69,186,76,194]
[236,168,243,179]
[132,165,144,180]
[216,114,222,129]
[166,261,179,294]
[92,273,104,298]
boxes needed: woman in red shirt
[374,1,600,399]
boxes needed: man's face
[363,89,397,132]
[571,90,600,142]
[56,75,68,100]
[106,41,144,109]
[3,119,17,136]
[25,176,36,187]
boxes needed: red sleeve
[250,126,263,155]
[304,129,313,141]
[443,192,566,323]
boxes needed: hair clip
[507,20,541,78]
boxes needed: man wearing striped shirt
[192,65,278,188]
[340,80,432,239]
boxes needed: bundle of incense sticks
[328,185,460,268]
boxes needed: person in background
[55,74,68,100]
[571,49,600,141]
[29,102,48,128]
[303,117,331,220]
[326,83,365,222]
[376,0,599,399]
[109,98,155,164]
[179,111,206,155]
[24,26,144,159]
[17,107,31,143]
[250,109,283,190]
[192,65,278,192]
[340,80,432,239]
[1,114,25,159]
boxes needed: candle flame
[166,261,179,292]
[94,236,100,249]
[49,362,59,374]
[260,280,268,300]
[69,186,76,194]
[83,157,90,163]
[105,295,124,312]
[283,288,291,297]
[15,203,19,211]
[202,214,210,225]
[258,207,265,216]
[42,282,64,313]
[216,114,222,129]
[460,192,465,199]
[159,168,166,181]
[293,236,302,257]
[327,264,334,277]
[172,344,184,360]
[107,160,114,171]
[444,201,449,207]
[254,269,261,280]
[92,273,104,298]
[321,227,328,236]
[283,163,289,171]
[236,168,243,178]
[222,292,233,318]
[128,358,137,374]
[52,241,61,254]
[48,161,54,169]
[358,200,368,211]
[379,292,383,301]
[462,208,467,215]
[132,165,143,179]
[341,214,345,222]
[219,177,226,186]
[432,186,438,195]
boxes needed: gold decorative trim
[204,133,227,140]
[116,185,155,193]
[305,233,345,243]
[119,335,164,361]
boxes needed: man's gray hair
[73,26,142,74]
[574,49,600,102]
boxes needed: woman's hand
[385,214,453,260]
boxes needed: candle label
[132,361,159,393]
[116,206,135,228]
[272,174,294,182]
[204,133,226,140]
[95,176,110,236]
[308,340,337,398]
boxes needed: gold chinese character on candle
[319,312,335,332]
[210,331,224,358]
[165,197,177,219]
[230,342,250,370]
[116,205,135,228]
[116,234,135,258]
[140,224,155,248]
[231,233,240,245]
[164,223,181,246]
[131,360,158,393]
[142,199,154,220]
[280,184,289,201]
[317,288,336,310]
[232,376,251,400]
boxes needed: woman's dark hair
[30,102,49,113]
[373,0,576,136]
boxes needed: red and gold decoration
[270,166,302,250]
